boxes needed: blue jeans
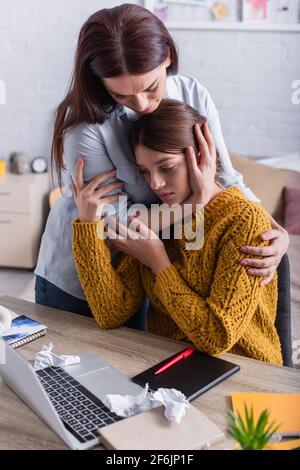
[35,275,147,331]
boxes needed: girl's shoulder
[220,187,271,233]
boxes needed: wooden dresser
[0,173,49,268]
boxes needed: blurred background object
[9,152,30,175]
[0,160,6,177]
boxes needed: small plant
[227,403,280,450]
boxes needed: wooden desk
[0,295,299,450]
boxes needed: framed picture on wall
[267,0,300,23]
[243,0,300,23]
[242,0,268,22]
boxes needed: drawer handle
[0,192,11,196]
[0,220,12,224]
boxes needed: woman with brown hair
[35,3,288,328]
[71,99,282,365]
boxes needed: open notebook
[231,392,300,438]
[2,310,47,348]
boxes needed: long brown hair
[52,3,178,186]
[131,99,206,155]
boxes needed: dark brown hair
[51,3,178,186]
[131,99,206,155]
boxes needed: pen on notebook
[154,347,194,375]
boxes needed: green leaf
[244,403,254,434]
[227,404,280,450]
[236,411,248,436]
[255,409,269,435]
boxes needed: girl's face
[135,144,191,205]
[102,57,171,115]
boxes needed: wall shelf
[165,21,300,32]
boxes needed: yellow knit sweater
[72,187,282,365]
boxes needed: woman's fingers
[240,256,276,269]
[260,229,281,242]
[95,181,123,198]
[240,245,275,257]
[185,146,200,176]
[75,156,85,190]
[203,122,216,164]
[194,122,216,170]
[194,123,209,161]
[261,274,275,286]
[86,169,117,193]
[100,193,122,206]
[247,266,276,278]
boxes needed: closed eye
[148,85,159,93]
[113,85,159,100]
[161,166,176,173]
[138,166,176,176]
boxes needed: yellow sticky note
[0,160,6,177]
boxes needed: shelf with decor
[164,21,300,31]
[144,0,300,32]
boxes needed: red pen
[154,347,194,375]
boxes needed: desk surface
[0,295,299,450]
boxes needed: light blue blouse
[35,75,258,299]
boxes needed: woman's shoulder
[167,74,208,95]
[167,74,212,113]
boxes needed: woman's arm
[152,204,276,356]
[72,220,145,329]
[64,123,130,223]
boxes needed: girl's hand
[240,225,289,286]
[185,121,217,206]
[106,216,171,275]
[71,157,124,222]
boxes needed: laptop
[0,341,143,450]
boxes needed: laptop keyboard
[36,366,123,443]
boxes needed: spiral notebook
[2,310,47,348]
[231,392,300,438]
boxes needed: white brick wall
[0,0,299,164]
[174,29,300,156]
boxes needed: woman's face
[135,144,191,205]
[102,57,171,115]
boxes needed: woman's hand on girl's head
[185,122,217,206]
[240,224,289,286]
[106,216,171,275]
[71,156,124,223]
